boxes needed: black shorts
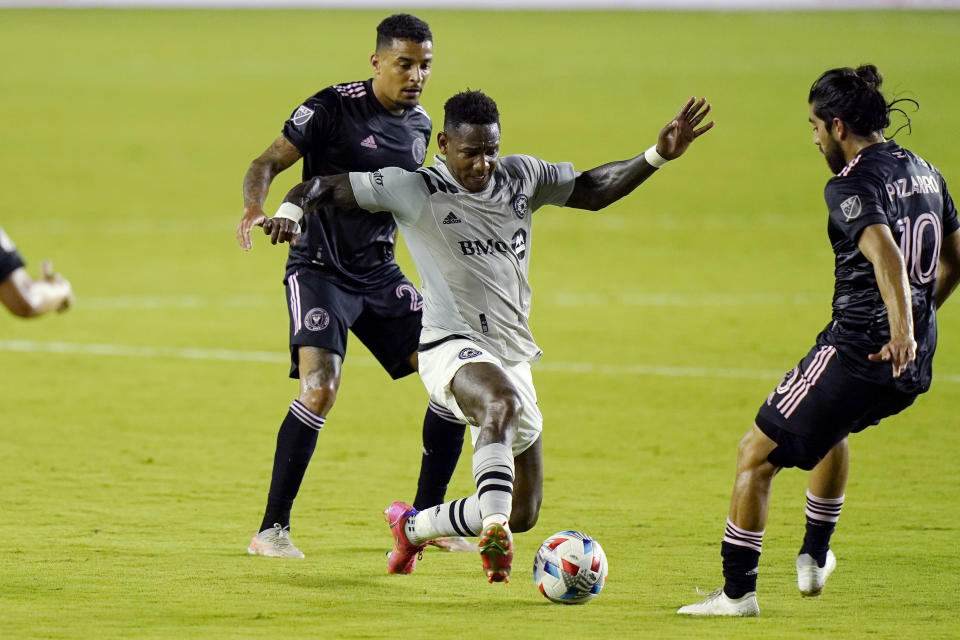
[755,342,917,470]
[284,269,423,380]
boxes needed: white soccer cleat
[797,549,836,597]
[677,588,760,617]
[247,523,305,558]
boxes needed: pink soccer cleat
[383,501,426,575]
[478,521,513,583]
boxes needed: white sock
[472,443,514,524]
[405,443,514,544]
[408,497,482,545]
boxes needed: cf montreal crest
[304,307,330,332]
[840,195,862,221]
[291,105,314,127]
[412,137,427,164]
[511,193,529,219]
[458,347,482,359]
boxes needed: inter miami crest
[412,137,427,164]
[511,193,529,219]
[840,195,862,221]
[291,105,314,127]
[304,307,330,332]
[458,347,482,359]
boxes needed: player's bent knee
[481,388,523,426]
[298,384,337,416]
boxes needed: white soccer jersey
[349,154,576,362]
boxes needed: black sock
[259,400,324,532]
[412,402,465,510]
[799,490,843,567]
[722,542,761,599]
[799,521,836,566]
[721,519,763,599]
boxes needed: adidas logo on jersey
[360,135,378,149]
[442,212,461,224]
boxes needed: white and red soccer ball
[533,531,607,604]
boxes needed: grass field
[1,8,959,639]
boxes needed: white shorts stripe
[288,271,302,334]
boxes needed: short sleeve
[349,167,430,224]
[513,155,576,212]
[281,92,336,155]
[0,224,26,282]
[941,176,959,235]
[824,176,889,244]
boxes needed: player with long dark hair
[678,64,960,616]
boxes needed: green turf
[1,8,958,639]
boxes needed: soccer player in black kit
[236,14,466,558]
[679,65,960,616]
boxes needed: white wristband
[275,201,304,224]
[644,145,669,169]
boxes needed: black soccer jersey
[0,223,25,282]
[281,79,432,290]
[819,140,959,392]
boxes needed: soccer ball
[533,530,607,604]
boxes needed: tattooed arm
[236,136,302,250]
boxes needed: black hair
[376,14,432,50]
[443,90,500,130]
[809,64,918,138]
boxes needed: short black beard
[824,142,846,174]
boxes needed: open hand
[868,335,917,378]
[236,206,267,251]
[657,97,714,160]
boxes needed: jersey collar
[431,154,498,195]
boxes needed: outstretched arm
[935,229,960,309]
[0,262,73,318]
[564,97,714,211]
[261,174,358,245]
[859,224,916,378]
[236,136,302,250]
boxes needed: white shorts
[418,338,542,456]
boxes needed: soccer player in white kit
[262,90,714,582]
